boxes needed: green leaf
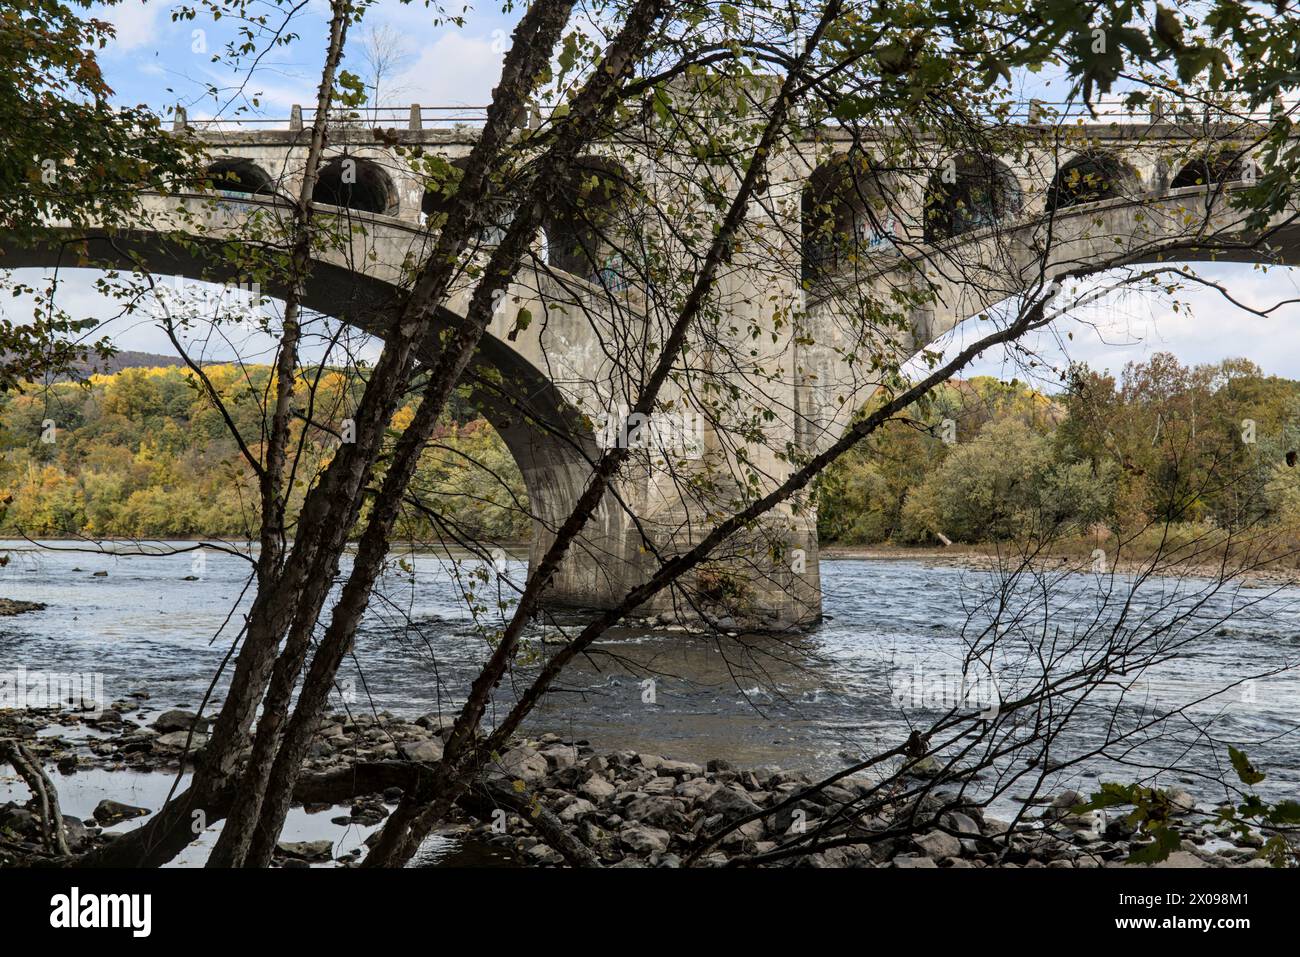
[1229,746,1266,786]
[1126,825,1182,865]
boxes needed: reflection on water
[2,541,1298,817]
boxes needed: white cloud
[97,0,163,54]
[390,32,504,108]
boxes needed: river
[2,539,1299,825]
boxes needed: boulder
[657,760,703,778]
[914,830,963,859]
[557,798,597,824]
[578,774,616,802]
[623,795,687,829]
[620,824,671,855]
[277,840,334,862]
[151,709,208,734]
[642,776,676,796]
[705,786,760,822]
[496,747,549,784]
[92,799,150,826]
[154,730,209,750]
[539,745,578,770]
[675,777,721,803]
[525,844,564,865]
[893,853,939,868]
[398,739,444,763]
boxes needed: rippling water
[3,540,1298,816]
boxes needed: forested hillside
[0,364,530,542]
[4,354,1300,549]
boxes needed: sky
[94,0,513,114]
[10,1,1300,384]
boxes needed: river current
[3,540,1298,819]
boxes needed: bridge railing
[166,92,1295,134]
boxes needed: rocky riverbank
[0,701,1284,868]
[0,599,45,617]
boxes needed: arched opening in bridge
[313,155,399,215]
[206,158,276,197]
[544,156,638,287]
[421,157,516,248]
[924,154,1022,242]
[802,152,897,283]
[1170,150,1246,189]
[1046,151,1139,212]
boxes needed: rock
[657,760,702,777]
[154,730,209,750]
[526,844,564,865]
[398,739,444,763]
[1104,813,1137,840]
[151,709,208,734]
[557,798,597,824]
[623,795,687,829]
[642,776,676,796]
[350,799,388,826]
[707,759,733,773]
[705,786,760,823]
[620,824,671,855]
[92,799,150,826]
[941,810,981,836]
[1149,850,1210,869]
[277,840,334,862]
[675,777,721,803]
[0,599,45,616]
[539,745,578,770]
[914,830,963,859]
[1165,787,1197,814]
[1044,789,1087,819]
[893,853,939,868]
[496,747,549,784]
[578,775,616,802]
[719,819,765,848]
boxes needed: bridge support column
[526,463,822,633]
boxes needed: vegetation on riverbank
[0,364,530,543]
[6,354,1300,567]
[817,355,1300,556]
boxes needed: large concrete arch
[0,192,645,614]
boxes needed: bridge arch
[420,156,519,249]
[313,155,400,216]
[1046,150,1141,212]
[923,153,1022,242]
[1171,149,1247,189]
[543,155,640,286]
[206,158,278,198]
[0,199,613,606]
[802,151,898,282]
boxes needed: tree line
[0,365,530,543]
[819,353,1300,547]
[8,350,1300,554]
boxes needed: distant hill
[76,351,186,376]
